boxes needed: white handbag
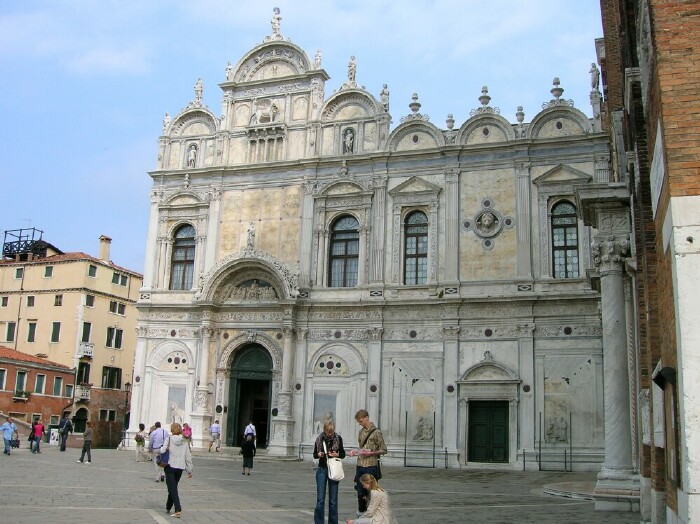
[323,441,345,481]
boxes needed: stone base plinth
[266,418,295,458]
[594,468,641,512]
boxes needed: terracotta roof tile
[0,346,72,369]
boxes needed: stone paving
[1,444,641,523]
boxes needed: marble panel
[169,142,181,169]
[536,117,585,139]
[465,124,508,145]
[394,130,439,151]
[182,122,211,137]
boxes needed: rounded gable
[387,120,445,152]
[169,108,218,137]
[321,89,383,123]
[528,106,592,139]
[458,113,515,145]
[231,41,312,84]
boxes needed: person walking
[345,474,395,524]
[349,410,387,515]
[149,421,169,482]
[135,423,151,462]
[161,422,193,518]
[0,417,18,456]
[313,420,346,524]
[240,434,256,476]
[243,420,256,446]
[208,420,221,452]
[31,419,46,453]
[77,421,93,464]
[58,414,73,452]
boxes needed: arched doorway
[227,344,272,448]
[73,407,89,433]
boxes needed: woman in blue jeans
[313,420,346,524]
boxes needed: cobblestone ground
[1,445,640,523]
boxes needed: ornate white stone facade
[131,9,613,469]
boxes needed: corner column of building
[515,162,533,278]
[267,324,295,457]
[204,189,222,274]
[583,201,639,511]
[143,191,162,289]
[367,327,383,426]
[299,180,316,288]
[370,175,387,284]
[126,326,149,437]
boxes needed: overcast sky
[0,1,603,273]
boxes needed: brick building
[590,0,700,522]
[0,345,75,427]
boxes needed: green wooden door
[468,401,509,463]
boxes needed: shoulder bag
[156,437,170,468]
[323,441,344,481]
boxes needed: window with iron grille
[328,216,359,288]
[170,225,196,290]
[403,211,428,285]
[551,201,579,278]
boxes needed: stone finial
[470,85,500,116]
[551,77,563,101]
[400,93,429,123]
[515,106,525,124]
[446,114,455,129]
[409,93,421,114]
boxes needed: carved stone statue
[170,402,184,425]
[187,145,197,168]
[413,416,434,441]
[246,222,255,249]
[476,211,498,234]
[590,63,600,91]
[194,78,203,101]
[162,112,171,134]
[225,61,233,81]
[343,128,355,154]
[271,7,281,35]
[347,56,357,83]
[315,50,322,69]
[380,84,390,112]
[545,416,568,443]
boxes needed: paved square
[2,446,640,523]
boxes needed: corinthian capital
[592,237,630,274]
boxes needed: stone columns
[515,163,533,278]
[592,234,639,510]
[267,325,295,457]
[127,326,149,436]
[370,175,387,284]
[299,180,316,288]
[142,191,161,289]
[367,327,383,425]
[191,324,215,449]
[444,169,459,283]
[442,325,460,454]
[204,189,221,274]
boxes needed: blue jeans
[3,438,10,454]
[165,466,184,513]
[315,466,339,524]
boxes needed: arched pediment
[528,106,592,139]
[457,113,516,145]
[231,41,312,84]
[321,90,383,122]
[169,108,218,137]
[387,120,445,152]
[319,180,368,196]
[148,340,194,372]
[459,358,519,383]
[533,164,592,186]
[163,191,206,206]
[307,342,366,376]
[197,249,299,303]
[218,331,282,373]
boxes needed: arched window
[328,216,359,287]
[551,201,579,278]
[404,211,428,285]
[170,224,196,290]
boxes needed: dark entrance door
[468,401,509,463]
[227,344,272,448]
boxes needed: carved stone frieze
[195,389,208,409]
[307,329,371,341]
[592,237,630,274]
[147,327,200,339]
[215,311,283,322]
[534,324,602,337]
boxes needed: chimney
[99,235,112,262]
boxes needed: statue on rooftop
[347,56,357,84]
[590,63,600,91]
[271,7,281,35]
[194,78,203,102]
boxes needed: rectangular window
[34,374,45,394]
[112,272,120,284]
[117,303,126,315]
[53,376,63,396]
[44,266,53,277]
[26,295,35,307]
[120,274,128,286]
[77,362,90,385]
[6,322,16,342]
[85,294,95,307]
[106,327,114,347]
[101,366,122,389]
[99,409,117,422]
[50,322,61,343]
[65,384,74,398]
[0,369,6,390]
[0,297,7,307]
[88,264,97,277]
[50,415,59,425]
[106,327,123,349]
[81,322,91,343]
[27,322,37,343]
[15,267,24,279]
[54,294,63,306]
[16,370,27,392]
[109,300,117,313]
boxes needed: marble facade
[130,10,618,471]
